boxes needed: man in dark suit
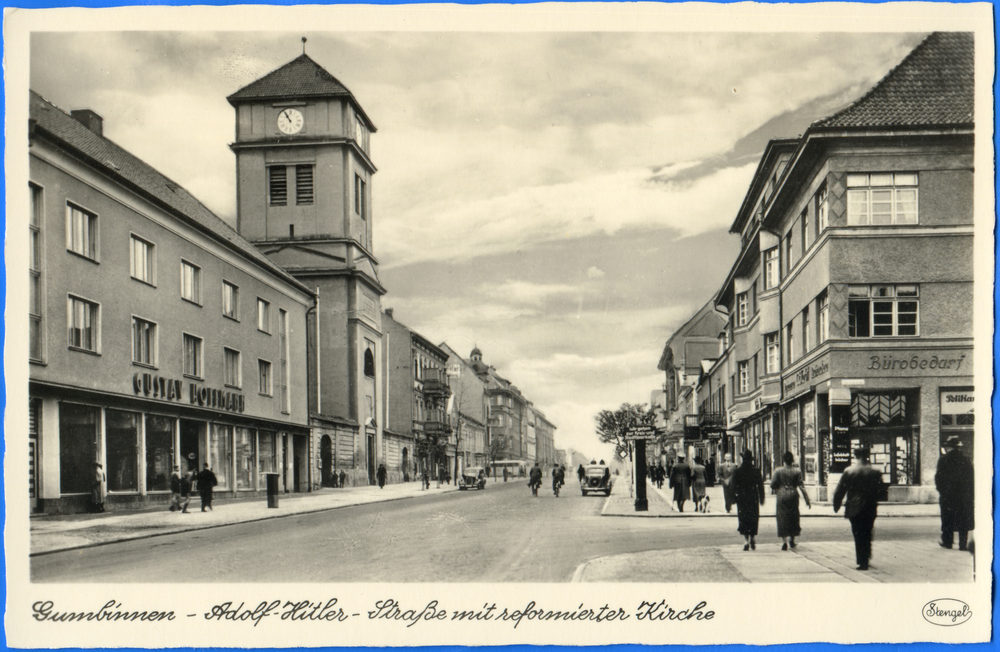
[669,453,692,512]
[935,435,974,550]
[833,447,885,571]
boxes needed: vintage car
[580,464,613,496]
[458,466,487,490]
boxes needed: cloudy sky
[26,14,928,461]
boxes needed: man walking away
[718,453,737,513]
[935,436,974,550]
[833,447,885,571]
[197,463,217,511]
[669,454,692,512]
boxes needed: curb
[30,488,458,557]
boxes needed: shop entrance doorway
[367,434,376,485]
[179,420,201,476]
[320,436,334,487]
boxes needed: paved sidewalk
[29,481,460,555]
[579,478,972,583]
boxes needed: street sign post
[625,425,656,440]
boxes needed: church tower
[228,52,385,486]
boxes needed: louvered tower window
[296,165,314,205]
[269,167,287,206]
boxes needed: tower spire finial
[302,37,307,55]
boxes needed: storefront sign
[867,353,967,373]
[133,372,245,413]
[941,391,974,415]
[782,357,830,396]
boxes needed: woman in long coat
[690,457,708,512]
[669,454,692,512]
[771,451,811,550]
[731,450,765,550]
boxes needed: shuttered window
[296,165,314,205]
[269,167,287,206]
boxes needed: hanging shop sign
[940,390,974,415]
[132,372,245,413]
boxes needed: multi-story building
[439,343,489,471]
[28,91,314,513]
[534,410,557,468]
[227,54,386,486]
[381,309,452,483]
[466,348,529,464]
[682,32,974,501]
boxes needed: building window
[785,323,795,366]
[364,339,375,378]
[848,284,919,337]
[224,347,242,388]
[66,203,97,260]
[183,333,203,378]
[67,295,99,352]
[132,316,157,367]
[816,185,828,233]
[222,281,239,320]
[278,309,289,414]
[181,260,201,304]
[355,115,367,151]
[738,360,749,395]
[763,247,779,290]
[269,167,287,206]
[736,292,749,327]
[765,332,780,374]
[257,298,271,333]
[296,165,314,205]
[847,173,918,225]
[259,359,273,395]
[30,183,43,361]
[130,235,155,285]
[783,232,794,274]
[355,174,366,219]
[802,306,812,354]
[818,291,829,344]
[801,207,812,251]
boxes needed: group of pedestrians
[668,453,709,512]
[719,438,974,572]
[169,463,218,514]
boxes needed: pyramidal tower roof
[813,31,973,131]
[227,53,376,130]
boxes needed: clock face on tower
[277,108,304,135]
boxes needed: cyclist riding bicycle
[552,464,565,497]
[528,463,543,496]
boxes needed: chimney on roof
[71,109,103,137]
[384,307,394,318]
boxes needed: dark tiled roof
[227,54,376,130]
[29,90,311,294]
[814,32,974,130]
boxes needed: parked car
[458,466,487,490]
[581,463,613,496]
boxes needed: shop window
[105,409,140,492]
[235,427,255,490]
[181,260,201,305]
[130,234,155,285]
[59,403,99,494]
[269,167,287,206]
[851,393,909,427]
[30,183,43,362]
[67,295,99,353]
[66,202,98,260]
[848,284,918,337]
[222,281,239,320]
[258,432,276,475]
[145,414,174,492]
[210,424,231,490]
[132,316,157,367]
[847,173,918,225]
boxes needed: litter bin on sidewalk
[266,473,279,508]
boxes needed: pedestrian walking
[771,451,811,550]
[935,435,974,550]
[691,456,708,512]
[197,463,217,511]
[90,462,106,513]
[833,447,885,571]
[577,464,585,484]
[377,463,387,489]
[669,453,692,512]
[731,450,765,550]
[179,470,193,514]
[503,467,508,483]
[656,463,666,489]
[340,470,348,488]
[168,466,183,512]
[718,453,737,513]
[528,463,543,496]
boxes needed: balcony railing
[423,409,451,432]
[698,412,727,430]
[421,368,452,396]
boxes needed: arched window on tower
[364,340,375,378]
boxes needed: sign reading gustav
[133,372,245,413]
